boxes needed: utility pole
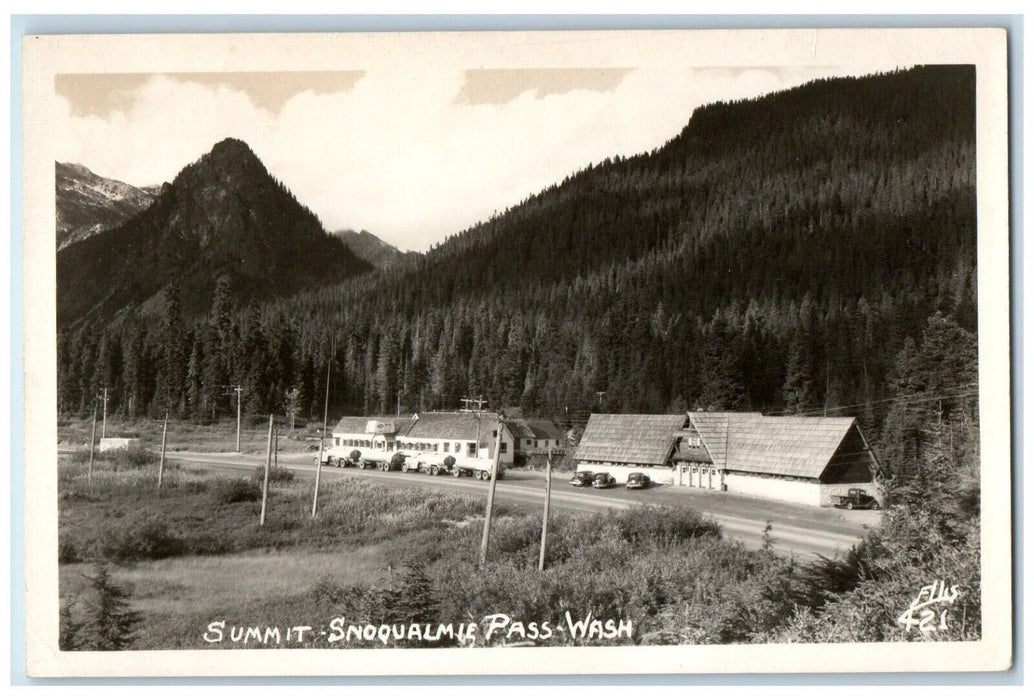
[157,410,169,492]
[286,387,299,431]
[274,422,279,470]
[87,406,97,485]
[312,341,333,518]
[260,414,273,526]
[99,387,108,440]
[224,385,243,453]
[234,385,242,453]
[463,396,487,458]
[479,426,503,568]
[539,448,553,571]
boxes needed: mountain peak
[57,138,373,326]
[210,137,256,158]
[175,138,267,186]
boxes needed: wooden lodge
[575,411,881,507]
[330,411,517,464]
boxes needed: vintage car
[592,472,616,489]
[832,488,880,510]
[569,471,595,487]
[625,472,651,489]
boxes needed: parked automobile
[592,472,616,489]
[625,472,651,489]
[832,488,880,510]
[569,471,594,487]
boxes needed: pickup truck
[832,488,880,510]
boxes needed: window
[526,439,533,446]
[500,442,508,454]
[467,442,476,457]
[454,442,461,453]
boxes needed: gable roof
[332,415,417,436]
[407,412,502,442]
[576,414,687,466]
[724,416,858,479]
[686,412,762,469]
[332,412,505,443]
[525,419,564,440]
[505,418,564,441]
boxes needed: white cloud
[54,63,903,252]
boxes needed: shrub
[612,504,722,545]
[59,538,80,564]
[106,445,158,471]
[252,464,295,484]
[99,516,187,562]
[214,478,262,504]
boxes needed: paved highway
[157,450,877,560]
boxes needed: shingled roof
[687,412,864,479]
[686,412,762,469]
[725,415,859,479]
[576,414,687,466]
[331,415,418,435]
[407,412,502,442]
[505,418,564,441]
[331,412,502,442]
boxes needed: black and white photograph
[20,27,1012,676]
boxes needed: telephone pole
[98,387,108,439]
[539,448,553,571]
[157,410,169,492]
[312,340,333,518]
[462,396,487,458]
[479,427,503,568]
[260,414,273,526]
[87,405,97,485]
[224,385,243,452]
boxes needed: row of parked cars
[568,470,651,490]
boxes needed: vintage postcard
[20,27,1012,677]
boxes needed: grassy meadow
[57,414,318,454]
[57,445,803,650]
[58,445,981,650]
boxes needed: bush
[214,478,262,504]
[99,516,187,562]
[59,538,80,564]
[612,504,722,545]
[252,464,295,484]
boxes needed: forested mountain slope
[60,66,977,463]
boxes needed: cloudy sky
[54,64,903,252]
